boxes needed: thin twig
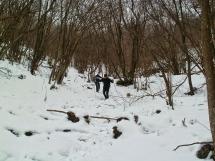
[90,116,117,120]
[195,119,211,132]
[182,118,187,127]
[173,141,213,151]
[47,109,67,114]
[0,69,7,75]
[172,76,188,94]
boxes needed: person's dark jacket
[100,77,113,88]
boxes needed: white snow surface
[0,60,212,161]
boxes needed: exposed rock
[7,128,19,137]
[117,117,129,122]
[134,115,138,123]
[50,85,58,90]
[18,74,26,79]
[67,111,80,123]
[83,115,90,124]
[126,93,131,97]
[63,129,71,132]
[196,144,213,159]
[156,110,161,114]
[25,131,34,136]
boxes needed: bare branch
[173,141,213,151]
[47,109,67,114]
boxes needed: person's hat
[104,74,107,77]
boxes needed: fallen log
[47,109,79,123]
[47,109,67,114]
[47,109,128,123]
[90,116,117,120]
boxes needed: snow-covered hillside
[0,60,212,161]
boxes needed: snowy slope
[0,60,212,161]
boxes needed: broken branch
[173,141,213,151]
[47,109,125,122]
[47,109,67,114]
[182,118,187,127]
[90,116,117,120]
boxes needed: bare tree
[0,0,36,62]
[30,0,56,75]
[49,0,101,85]
[101,0,148,86]
[119,0,148,84]
[200,0,215,159]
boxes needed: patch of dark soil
[116,80,133,86]
[63,129,71,132]
[113,126,122,139]
[39,115,49,120]
[126,93,131,97]
[189,119,196,125]
[18,74,26,79]
[78,139,86,142]
[25,131,34,136]
[83,115,90,124]
[7,128,19,137]
[56,129,71,132]
[196,144,213,159]
[9,111,16,115]
[117,117,129,122]
[156,110,161,114]
[67,111,79,123]
[134,115,138,123]
[184,87,197,95]
[50,85,58,90]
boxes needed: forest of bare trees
[0,0,207,105]
[0,0,205,83]
[0,0,215,157]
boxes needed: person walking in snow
[94,72,102,92]
[100,74,114,99]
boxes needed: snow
[0,60,212,161]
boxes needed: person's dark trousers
[95,81,100,92]
[103,86,110,99]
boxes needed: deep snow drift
[0,60,212,161]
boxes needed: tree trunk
[151,50,174,108]
[200,0,215,159]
